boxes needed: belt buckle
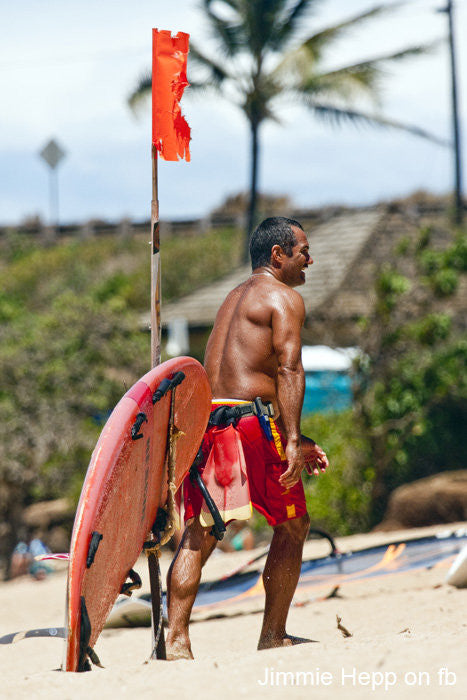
[253,397,273,418]
[253,398,274,441]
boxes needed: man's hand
[279,441,305,490]
[304,442,329,476]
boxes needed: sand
[1,523,466,699]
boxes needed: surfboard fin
[87,646,104,668]
[78,596,92,672]
[0,627,65,645]
[77,596,105,671]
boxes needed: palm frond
[128,73,151,112]
[285,0,320,28]
[251,0,286,55]
[189,43,233,87]
[319,41,441,83]
[277,38,440,107]
[298,64,383,104]
[203,0,243,57]
[307,102,451,146]
[272,0,321,48]
[301,41,441,103]
[283,2,400,67]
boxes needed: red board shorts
[183,400,307,527]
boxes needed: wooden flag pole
[147,142,167,661]
[151,144,161,368]
[148,61,166,657]
[148,25,191,663]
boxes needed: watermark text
[258,666,457,690]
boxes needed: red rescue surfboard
[64,356,211,671]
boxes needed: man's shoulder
[271,282,305,309]
[225,277,304,312]
[252,280,306,324]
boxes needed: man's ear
[271,244,284,266]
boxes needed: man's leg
[257,512,310,650]
[166,518,217,660]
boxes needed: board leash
[144,373,185,660]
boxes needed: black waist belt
[208,397,274,427]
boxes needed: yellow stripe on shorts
[269,418,286,460]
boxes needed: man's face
[282,226,312,287]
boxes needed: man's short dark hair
[249,217,303,269]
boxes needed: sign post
[39,138,66,236]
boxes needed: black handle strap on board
[189,458,226,541]
[86,531,103,569]
[131,412,148,441]
[152,371,185,404]
[120,568,142,597]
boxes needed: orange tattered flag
[152,29,191,162]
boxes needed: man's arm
[271,289,306,489]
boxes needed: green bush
[161,227,242,301]
[0,225,246,570]
[431,268,459,296]
[300,411,372,535]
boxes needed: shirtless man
[166,217,329,659]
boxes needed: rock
[46,526,70,553]
[376,470,467,531]
[22,498,73,529]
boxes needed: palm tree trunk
[244,119,259,264]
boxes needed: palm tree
[130,0,446,261]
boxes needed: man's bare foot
[165,636,194,661]
[166,647,194,661]
[257,634,313,650]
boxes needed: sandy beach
[1,523,466,699]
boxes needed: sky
[0,0,466,226]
